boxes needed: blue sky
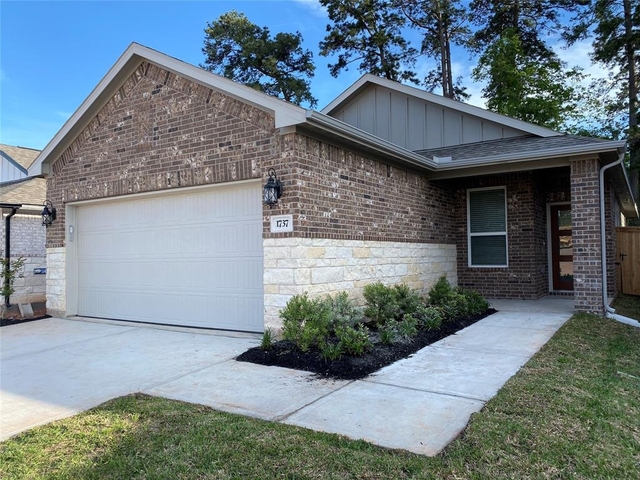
[1,0,602,150]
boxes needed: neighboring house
[28,43,638,332]
[0,144,47,305]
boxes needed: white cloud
[291,0,327,17]
[553,39,617,82]
[56,111,72,120]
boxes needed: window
[468,187,507,267]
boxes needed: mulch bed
[236,309,496,380]
[1,303,50,327]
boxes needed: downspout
[599,152,640,328]
[3,206,18,308]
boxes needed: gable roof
[29,43,308,176]
[321,74,561,139]
[0,144,40,172]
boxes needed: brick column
[570,158,604,314]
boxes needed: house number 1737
[270,214,294,233]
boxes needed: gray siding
[332,85,527,151]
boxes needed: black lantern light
[263,168,283,207]
[41,200,57,227]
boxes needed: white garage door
[76,183,264,332]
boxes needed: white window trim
[467,186,508,268]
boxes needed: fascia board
[29,43,307,176]
[321,74,561,138]
[304,111,438,170]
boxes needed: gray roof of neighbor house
[0,176,46,209]
[0,144,41,170]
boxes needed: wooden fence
[616,227,640,296]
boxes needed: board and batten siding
[332,85,527,151]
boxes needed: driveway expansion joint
[272,380,355,422]
[362,378,489,403]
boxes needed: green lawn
[1,313,639,479]
[612,293,640,321]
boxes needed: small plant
[441,291,470,321]
[260,328,274,351]
[319,341,343,361]
[363,282,399,326]
[280,293,332,351]
[392,284,423,317]
[461,288,490,315]
[428,276,453,306]
[420,305,444,331]
[0,256,26,303]
[335,324,372,356]
[398,314,419,339]
[379,319,400,345]
[326,291,362,329]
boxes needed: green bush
[428,276,453,306]
[419,305,444,330]
[461,288,490,315]
[326,291,362,329]
[319,341,343,361]
[441,291,470,321]
[335,324,372,356]
[363,282,400,326]
[260,328,274,351]
[392,284,423,317]
[379,319,400,345]
[280,293,332,352]
[398,314,419,339]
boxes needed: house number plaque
[270,214,294,233]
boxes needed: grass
[612,293,640,321]
[1,313,639,479]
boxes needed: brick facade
[265,133,456,244]
[448,171,549,299]
[571,158,603,313]
[46,61,275,249]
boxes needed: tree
[319,0,419,83]
[565,0,640,176]
[202,11,317,107]
[395,0,470,99]
[472,28,582,129]
[469,0,582,128]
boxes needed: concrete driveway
[1,298,573,455]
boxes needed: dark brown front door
[550,204,573,291]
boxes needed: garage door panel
[76,184,264,331]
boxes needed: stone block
[263,268,294,286]
[353,247,371,258]
[311,267,344,284]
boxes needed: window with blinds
[467,187,508,267]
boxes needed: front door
[550,204,573,291]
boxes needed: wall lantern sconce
[41,200,57,227]
[263,168,283,207]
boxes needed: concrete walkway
[0,298,573,455]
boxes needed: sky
[0,0,606,151]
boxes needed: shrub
[441,291,470,321]
[319,341,343,361]
[363,282,400,326]
[379,319,400,345]
[428,276,453,306]
[419,305,444,331]
[461,288,490,315]
[326,291,362,329]
[335,324,372,356]
[280,293,332,352]
[392,284,423,317]
[261,328,274,351]
[398,314,419,339]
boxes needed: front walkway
[1,298,573,455]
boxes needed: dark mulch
[1,302,50,327]
[236,309,496,380]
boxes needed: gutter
[599,153,640,328]
[1,203,21,308]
